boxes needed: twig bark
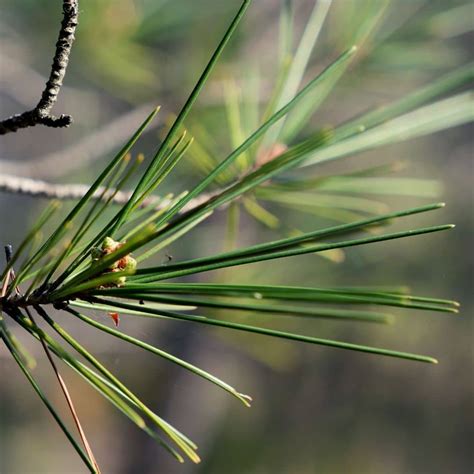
[0,173,217,213]
[0,103,161,179]
[0,0,79,135]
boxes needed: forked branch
[0,0,78,135]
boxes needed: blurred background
[0,0,472,473]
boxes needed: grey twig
[0,103,161,179]
[0,174,216,213]
[0,0,79,135]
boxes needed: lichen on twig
[0,0,78,135]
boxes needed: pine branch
[0,0,78,135]
[2,245,100,473]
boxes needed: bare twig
[0,103,161,179]
[0,173,162,206]
[0,51,99,124]
[0,173,217,213]
[0,0,79,135]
